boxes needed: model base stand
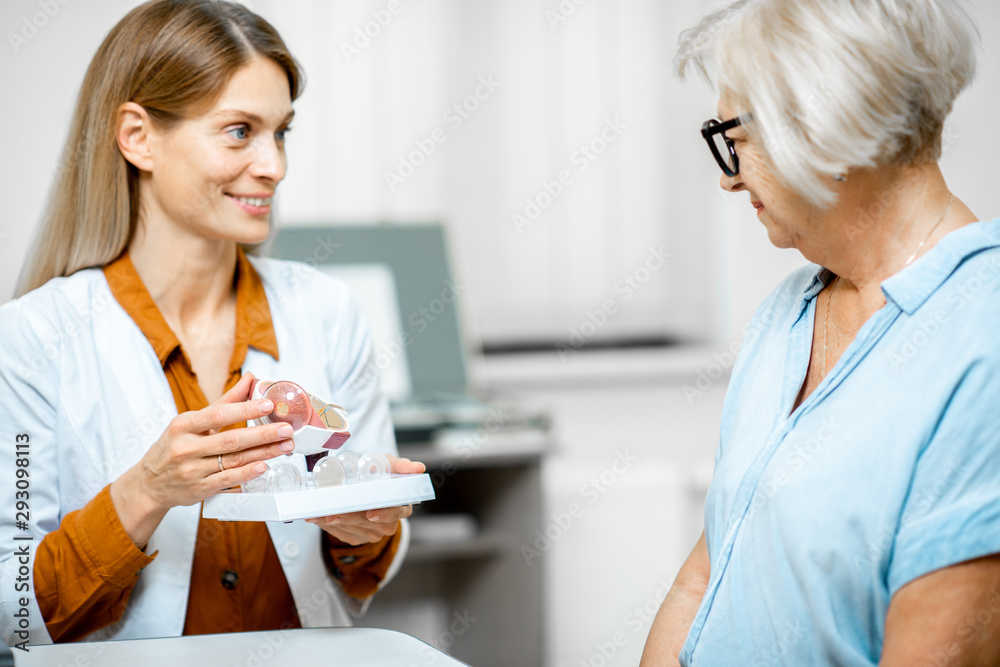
[203,472,435,522]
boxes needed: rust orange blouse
[33,249,400,642]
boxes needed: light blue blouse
[681,218,1000,666]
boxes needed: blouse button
[221,570,240,590]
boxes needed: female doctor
[0,0,422,645]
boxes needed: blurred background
[1,1,997,665]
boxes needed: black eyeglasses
[701,115,751,177]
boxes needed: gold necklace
[822,275,840,375]
[904,194,953,267]
[822,193,954,377]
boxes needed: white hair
[675,0,980,207]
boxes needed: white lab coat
[0,255,408,645]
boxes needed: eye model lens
[335,451,360,483]
[261,381,311,431]
[266,462,303,493]
[241,463,270,494]
[313,456,347,487]
[357,453,391,482]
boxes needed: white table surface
[14,627,471,666]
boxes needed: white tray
[202,473,436,522]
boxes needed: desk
[14,627,470,666]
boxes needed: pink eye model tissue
[261,381,312,430]
[250,379,351,454]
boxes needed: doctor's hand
[304,455,425,546]
[110,372,293,548]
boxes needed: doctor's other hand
[304,455,426,546]
[109,372,294,547]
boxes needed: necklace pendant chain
[904,193,953,268]
[823,193,953,379]
[822,275,840,376]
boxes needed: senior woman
[642,1,999,665]
[0,0,421,646]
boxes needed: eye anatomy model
[250,379,351,454]
[205,378,436,521]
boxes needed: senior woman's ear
[115,101,156,172]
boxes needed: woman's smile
[225,191,273,216]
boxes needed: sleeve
[1,298,63,648]
[0,299,154,647]
[887,358,1000,597]
[321,523,403,599]
[34,485,156,642]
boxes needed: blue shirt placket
[681,273,903,665]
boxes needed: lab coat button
[282,541,301,559]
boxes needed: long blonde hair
[15,0,303,297]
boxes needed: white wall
[1,0,143,298]
[2,1,998,346]
[236,0,727,346]
[0,0,723,347]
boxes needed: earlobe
[116,101,154,172]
